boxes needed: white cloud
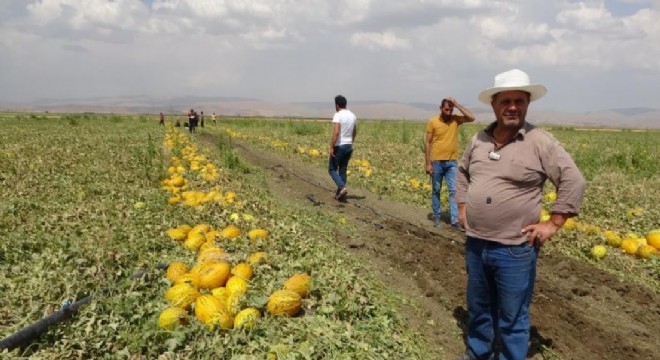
[350,31,410,50]
[556,2,616,29]
[478,17,551,45]
[1,0,659,112]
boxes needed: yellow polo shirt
[426,114,462,160]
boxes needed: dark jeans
[328,144,353,194]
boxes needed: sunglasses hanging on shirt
[488,149,501,161]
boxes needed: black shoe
[433,218,442,228]
[337,187,348,200]
[451,223,465,232]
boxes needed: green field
[0,114,431,358]
[1,113,658,359]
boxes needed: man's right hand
[458,203,467,229]
[425,163,432,175]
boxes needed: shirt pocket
[502,158,543,186]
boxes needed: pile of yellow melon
[158,128,312,332]
[591,229,659,260]
[158,223,311,331]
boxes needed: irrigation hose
[0,263,168,352]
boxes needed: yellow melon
[197,247,226,263]
[226,276,248,296]
[211,287,228,300]
[158,307,188,330]
[562,218,578,231]
[170,175,186,187]
[231,263,253,281]
[635,236,648,247]
[247,229,268,241]
[183,232,206,251]
[590,245,607,260]
[220,225,241,240]
[578,224,601,236]
[621,238,639,255]
[543,191,557,202]
[198,241,217,252]
[267,289,302,317]
[207,309,234,330]
[166,228,187,241]
[211,289,229,309]
[603,230,622,248]
[205,230,220,242]
[178,224,192,234]
[174,272,200,289]
[248,252,268,266]
[283,273,311,298]
[165,283,200,309]
[190,223,211,236]
[637,245,657,259]
[197,262,232,289]
[234,308,261,329]
[166,262,189,283]
[539,208,551,222]
[647,230,660,249]
[189,262,205,275]
[229,213,240,222]
[194,294,225,324]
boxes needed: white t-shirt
[332,109,356,146]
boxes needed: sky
[1,0,659,113]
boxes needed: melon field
[0,113,658,360]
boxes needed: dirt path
[203,134,659,360]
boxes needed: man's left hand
[521,221,560,248]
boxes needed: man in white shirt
[328,95,357,201]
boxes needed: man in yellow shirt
[425,97,475,229]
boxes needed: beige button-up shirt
[456,122,586,245]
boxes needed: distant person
[454,69,586,360]
[212,112,217,125]
[188,109,196,134]
[328,95,357,201]
[200,111,205,128]
[175,118,181,127]
[425,97,474,229]
[193,111,199,132]
[159,112,165,126]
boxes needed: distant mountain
[0,96,658,129]
[591,107,657,116]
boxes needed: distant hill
[0,96,658,129]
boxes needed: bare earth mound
[201,134,659,360]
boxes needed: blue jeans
[328,144,353,194]
[465,237,538,360]
[431,160,458,224]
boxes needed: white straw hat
[478,69,547,104]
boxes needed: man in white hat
[454,69,586,360]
